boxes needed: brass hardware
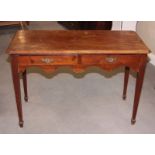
[105,57,117,63]
[41,58,54,64]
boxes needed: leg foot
[122,94,126,100]
[131,119,136,125]
[24,96,28,102]
[19,121,24,128]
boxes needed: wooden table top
[7,30,149,55]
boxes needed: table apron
[15,54,147,73]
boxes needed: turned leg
[22,70,28,102]
[123,66,130,100]
[11,56,24,127]
[131,64,146,125]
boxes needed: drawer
[81,54,144,71]
[81,54,142,65]
[18,55,77,65]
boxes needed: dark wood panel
[58,21,112,30]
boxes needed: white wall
[112,21,122,30]
[112,21,137,31]
[136,22,155,54]
[136,21,155,65]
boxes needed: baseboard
[149,53,155,66]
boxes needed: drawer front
[81,54,143,71]
[18,55,77,65]
[81,54,142,64]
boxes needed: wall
[112,21,137,31]
[136,21,155,65]
[136,21,155,54]
[112,21,122,30]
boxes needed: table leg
[22,70,28,102]
[131,64,146,125]
[11,56,24,127]
[123,66,130,100]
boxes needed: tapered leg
[131,64,146,125]
[22,70,28,102]
[11,56,24,127]
[123,66,130,100]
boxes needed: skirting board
[149,53,155,66]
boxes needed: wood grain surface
[7,30,149,55]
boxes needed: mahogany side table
[7,30,149,127]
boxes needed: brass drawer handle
[41,58,54,64]
[105,57,117,63]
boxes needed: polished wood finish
[7,30,149,55]
[22,70,28,102]
[81,54,143,71]
[7,30,149,127]
[11,56,24,127]
[131,56,147,124]
[123,66,130,100]
[17,55,77,65]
